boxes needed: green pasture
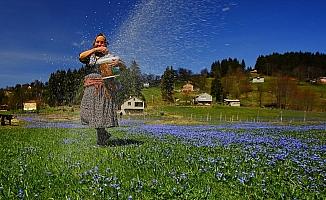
[143,105,326,124]
[0,125,325,199]
[142,80,326,110]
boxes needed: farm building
[250,69,258,74]
[120,97,144,115]
[181,83,194,93]
[318,77,326,84]
[0,104,8,111]
[194,93,213,105]
[224,99,240,107]
[23,100,37,111]
[252,77,264,83]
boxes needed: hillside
[142,76,326,112]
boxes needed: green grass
[146,105,326,124]
[0,128,231,199]
[0,111,12,115]
[31,102,326,125]
[141,87,163,107]
[0,126,324,199]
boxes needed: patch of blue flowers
[119,121,326,194]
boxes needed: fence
[123,110,326,124]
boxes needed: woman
[79,33,120,146]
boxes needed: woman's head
[92,33,108,48]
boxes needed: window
[128,102,131,106]
[135,102,143,107]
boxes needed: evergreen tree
[200,68,209,77]
[177,67,192,81]
[210,61,221,78]
[65,69,75,105]
[161,66,175,102]
[241,59,246,70]
[142,73,161,87]
[0,89,6,105]
[47,70,66,106]
[116,67,132,106]
[191,74,209,92]
[210,71,223,102]
[129,60,143,97]
[47,73,57,106]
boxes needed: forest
[255,52,326,80]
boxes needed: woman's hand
[94,46,108,54]
[79,46,108,61]
[110,59,119,66]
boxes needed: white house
[0,104,8,111]
[194,93,213,105]
[250,69,258,74]
[224,99,240,107]
[23,101,37,111]
[252,77,264,83]
[318,77,326,84]
[120,97,144,115]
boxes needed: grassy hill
[142,77,326,108]
[140,79,326,123]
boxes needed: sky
[0,0,325,88]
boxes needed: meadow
[141,85,326,123]
[0,116,325,199]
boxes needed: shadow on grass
[106,138,144,147]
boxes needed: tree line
[0,60,146,110]
[255,52,326,80]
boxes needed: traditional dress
[80,53,119,145]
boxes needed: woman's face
[94,36,106,47]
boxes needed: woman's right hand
[94,46,108,54]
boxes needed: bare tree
[257,83,264,107]
[270,75,298,109]
[292,88,320,111]
[222,68,249,99]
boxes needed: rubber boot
[96,128,111,146]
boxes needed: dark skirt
[80,73,119,128]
